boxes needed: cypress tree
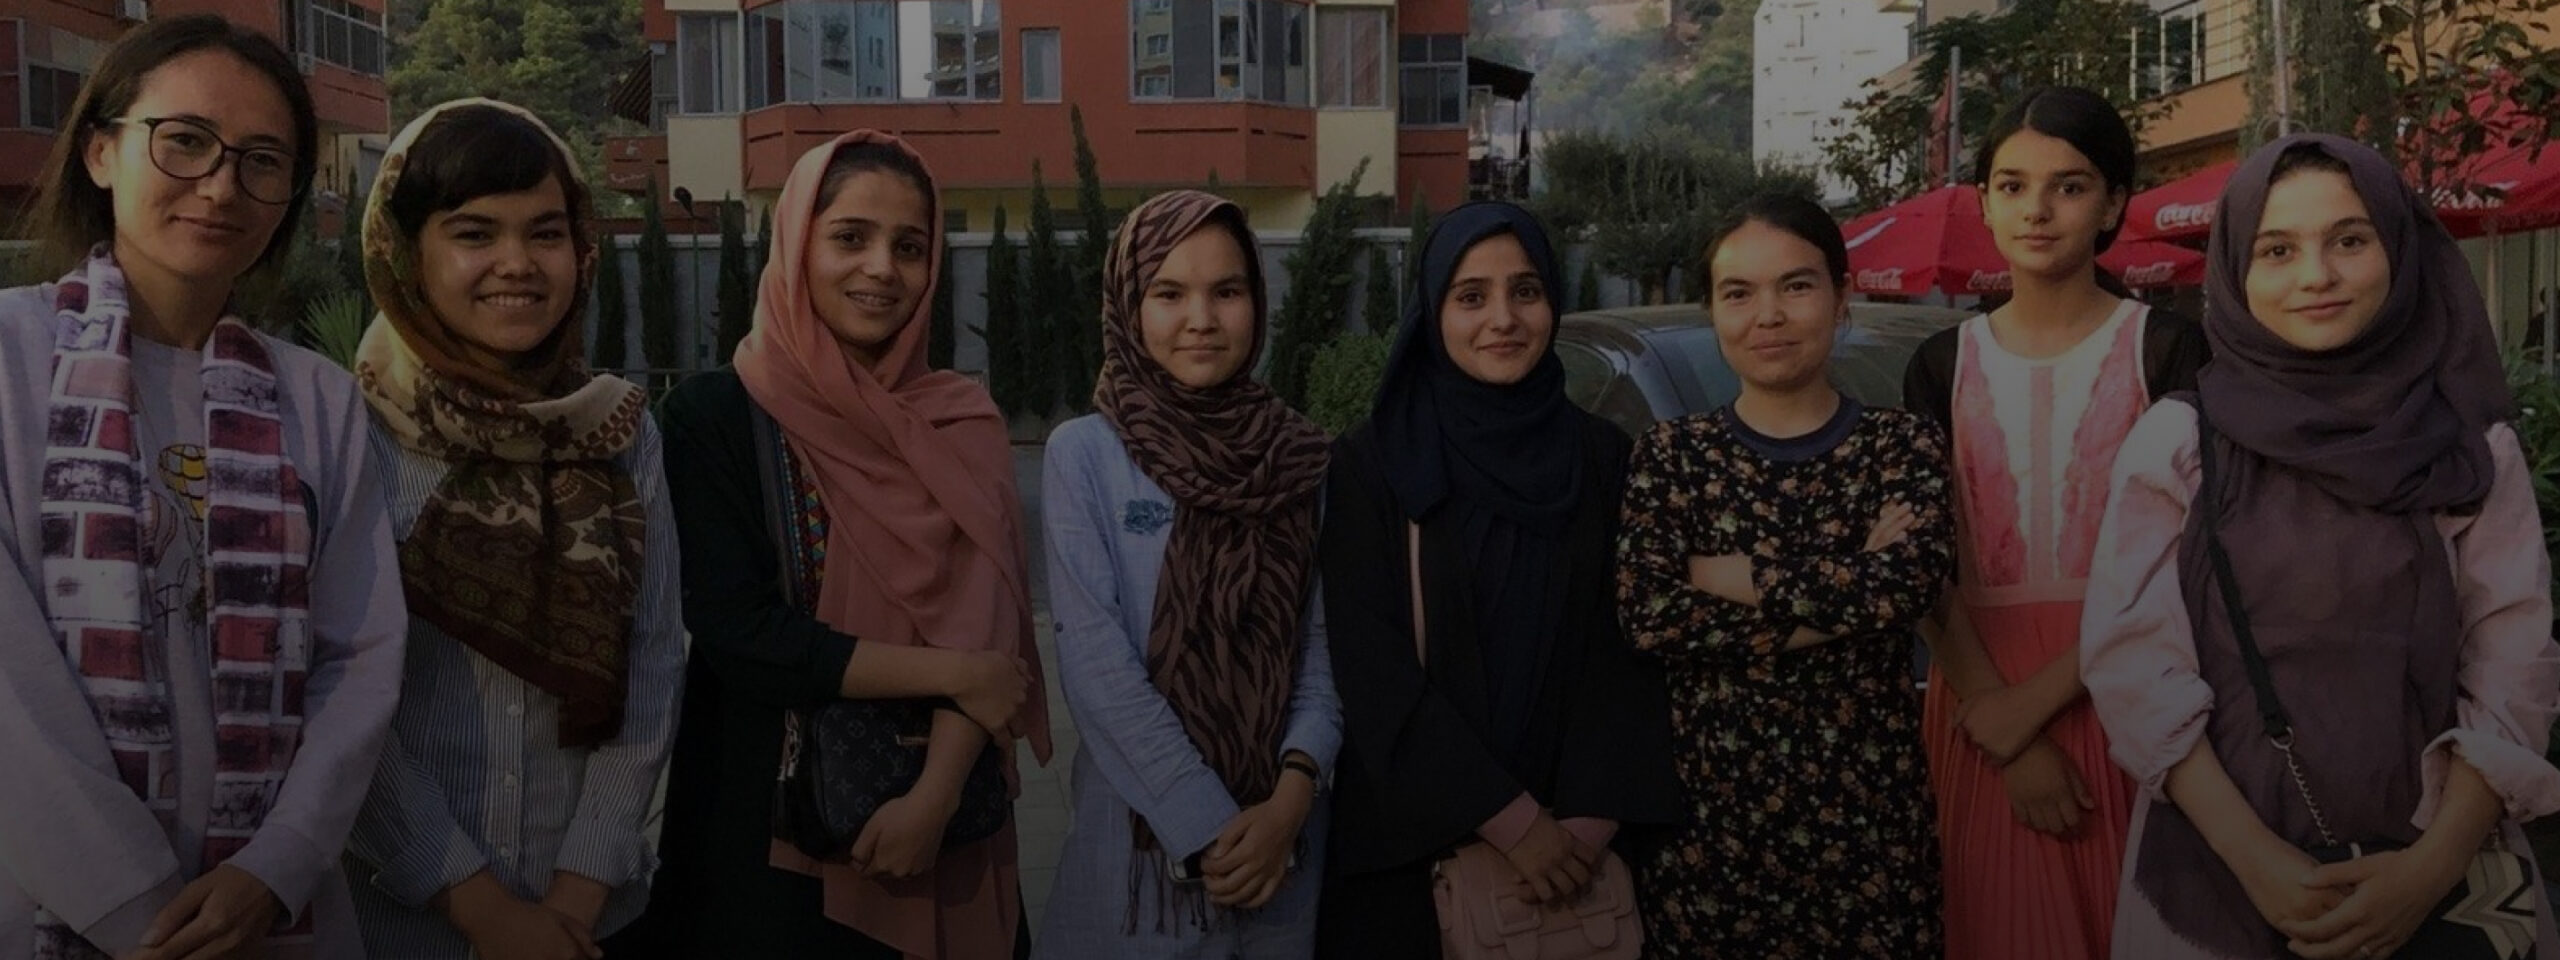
[636,184,682,391]
[713,197,753,364]
[1266,159,1371,410]
[930,226,958,371]
[984,206,1024,414]
[1361,245,1398,335]
[1023,162,1067,417]
[1065,106,1111,413]
[593,231,631,369]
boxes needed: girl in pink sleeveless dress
[1900,86,2208,960]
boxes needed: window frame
[19,25,92,133]
[744,1,1003,108]
[1397,31,1464,127]
[1022,27,1062,103]
[1316,6,1386,109]
[302,0,386,78]
[1129,0,1309,106]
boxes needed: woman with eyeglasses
[0,14,407,960]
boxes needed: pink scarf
[734,130,1049,958]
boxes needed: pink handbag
[1409,525,1645,960]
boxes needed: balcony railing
[2129,0,2254,101]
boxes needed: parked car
[1555,301,1974,438]
[1560,300,1973,681]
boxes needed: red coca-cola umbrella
[2423,90,2560,237]
[1842,185,2011,296]
[2098,240,2206,288]
[2122,160,2237,245]
[1846,185,2206,295]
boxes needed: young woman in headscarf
[633,132,1047,959]
[0,15,405,959]
[340,99,685,960]
[2082,133,2560,960]
[1314,201,1680,956]
[1033,190,1338,958]
[1616,193,1951,957]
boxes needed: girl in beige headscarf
[342,98,688,960]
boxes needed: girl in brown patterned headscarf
[344,98,687,960]
[1034,190,1339,957]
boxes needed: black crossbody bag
[2193,402,2537,960]
[750,402,1010,860]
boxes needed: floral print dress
[1616,401,1954,959]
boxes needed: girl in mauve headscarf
[2082,132,2560,960]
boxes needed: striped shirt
[343,418,687,959]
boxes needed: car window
[1556,340,1615,412]
[1645,315,1946,415]
[1647,327,1742,413]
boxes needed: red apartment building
[0,0,391,220]
[603,0,1477,231]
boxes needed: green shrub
[1305,329,1393,436]
[301,290,369,370]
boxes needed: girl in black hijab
[1313,201,1679,956]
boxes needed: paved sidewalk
[1014,614,1078,934]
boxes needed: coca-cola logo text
[1966,270,2013,292]
[2120,262,2178,286]
[2154,202,2213,232]
[1856,268,1905,290]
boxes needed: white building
[1752,0,1918,199]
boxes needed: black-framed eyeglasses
[103,116,301,206]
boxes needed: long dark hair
[19,14,319,282]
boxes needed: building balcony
[738,99,1316,194]
[2129,0,2252,101]
[604,134,670,195]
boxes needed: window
[743,1,1002,106]
[678,14,741,114]
[650,43,679,130]
[302,0,386,77]
[1317,7,1385,108]
[1129,0,1309,105]
[945,209,970,232]
[1398,33,1462,126]
[1023,28,1061,102]
[19,26,100,132]
[25,65,82,131]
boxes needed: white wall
[1752,0,1914,197]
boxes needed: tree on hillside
[1547,133,1820,304]
[1822,0,2169,211]
[2337,0,2560,202]
[391,0,645,213]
